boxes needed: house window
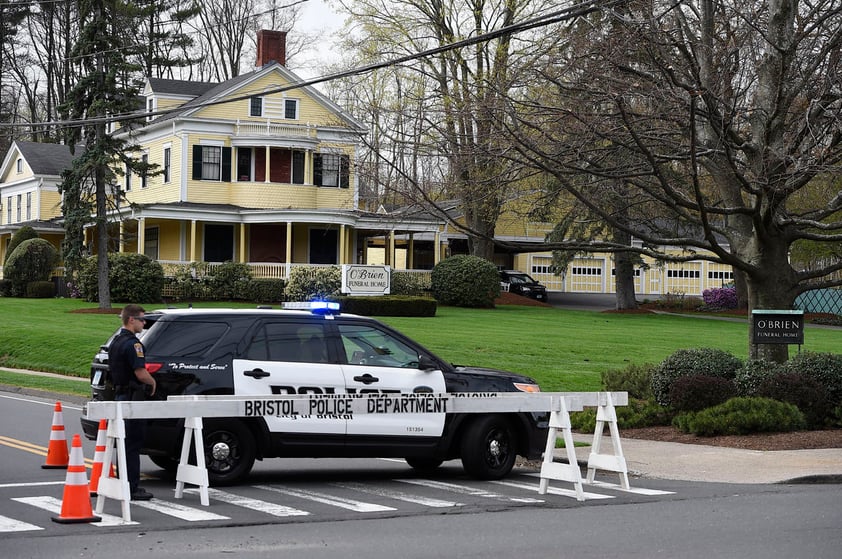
[313,153,350,188]
[163,147,171,183]
[237,148,253,181]
[125,162,132,191]
[6,197,11,223]
[26,192,31,221]
[191,145,232,181]
[250,97,263,117]
[144,226,159,260]
[292,151,305,184]
[16,194,22,222]
[141,154,149,188]
[16,158,23,173]
[284,99,298,120]
[147,98,155,121]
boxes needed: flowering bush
[702,286,738,309]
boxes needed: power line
[3,0,619,132]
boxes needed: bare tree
[506,0,842,361]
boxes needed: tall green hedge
[3,238,59,297]
[430,255,500,308]
[78,253,164,303]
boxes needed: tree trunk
[614,250,639,310]
[744,250,799,363]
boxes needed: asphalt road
[2,390,841,558]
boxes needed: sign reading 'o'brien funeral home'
[341,265,391,296]
[751,310,804,345]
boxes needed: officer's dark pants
[115,394,147,493]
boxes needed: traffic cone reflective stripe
[52,434,102,524]
[89,419,112,496]
[42,401,69,469]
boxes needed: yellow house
[0,141,72,267]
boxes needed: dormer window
[250,97,263,117]
[147,98,155,122]
[16,158,23,173]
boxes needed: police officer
[109,304,157,501]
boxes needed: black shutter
[192,145,203,180]
[221,147,232,182]
[340,155,350,188]
[313,154,323,186]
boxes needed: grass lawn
[1,297,840,393]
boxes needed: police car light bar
[282,301,341,314]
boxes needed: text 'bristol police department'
[243,395,449,417]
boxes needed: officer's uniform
[108,328,148,496]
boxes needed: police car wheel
[405,457,444,472]
[459,415,517,480]
[203,419,256,486]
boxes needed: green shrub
[757,372,830,429]
[570,398,675,432]
[430,255,499,308]
[247,278,286,303]
[735,359,782,396]
[391,271,432,296]
[3,225,38,265]
[79,253,164,303]
[25,280,56,298]
[781,352,842,405]
[334,295,437,317]
[285,266,341,301]
[0,278,13,296]
[4,238,59,296]
[601,363,655,400]
[207,262,253,300]
[673,397,806,436]
[668,375,736,412]
[651,348,742,406]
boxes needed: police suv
[81,304,548,485]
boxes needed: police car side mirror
[418,355,438,371]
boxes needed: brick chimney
[256,30,287,67]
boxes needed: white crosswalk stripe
[184,487,310,517]
[253,484,396,512]
[330,482,463,508]
[131,497,230,521]
[396,478,545,503]
[11,496,138,526]
[491,479,614,500]
[0,513,43,532]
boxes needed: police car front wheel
[460,415,517,480]
[203,419,256,486]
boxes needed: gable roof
[145,62,366,131]
[146,77,218,98]
[4,141,83,177]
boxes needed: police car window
[246,322,329,363]
[146,321,229,358]
[338,324,419,368]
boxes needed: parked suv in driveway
[500,270,548,301]
[81,305,548,485]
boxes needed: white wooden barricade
[86,391,628,521]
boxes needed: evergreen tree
[58,0,149,309]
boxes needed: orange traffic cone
[89,419,113,496]
[42,401,69,469]
[52,434,102,524]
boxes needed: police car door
[337,322,446,437]
[233,320,346,435]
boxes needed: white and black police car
[81,303,548,485]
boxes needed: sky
[297,0,344,70]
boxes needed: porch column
[264,146,271,183]
[119,222,125,253]
[388,230,395,267]
[190,220,197,262]
[339,224,347,265]
[137,218,145,256]
[408,233,414,270]
[239,223,246,263]
[434,231,441,265]
[286,222,293,277]
[305,151,312,185]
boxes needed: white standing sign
[341,264,391,295]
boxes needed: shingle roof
[15,142,83,176]
[146,77,218,97]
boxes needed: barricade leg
[174,416,209,506]
[94,404,132,522]
[538,396,585,501]
[586,392,630,490]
